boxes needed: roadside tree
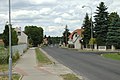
[2,24,18,47]
[94,2,109,46]
[106,12,120,49]
[81,13,91,47]
[25,26,43,46]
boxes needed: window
[75,34,77,37]
[18,32,21,36]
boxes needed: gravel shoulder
[39,48,83,80]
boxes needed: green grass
[103,53,120,60]
[35,48,52,66]
[0,74,21,80]
[0,45,20,72]
[61,73,80,80]
[0,64,8,72]
[0,45,8,72]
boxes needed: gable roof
[69,29,83,39]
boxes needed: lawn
[0,64,8,72]
[0,45,8,72]
[61,73,81,80]
[102,53,120,60]
[0,44,20,72]
[35,48,52,66]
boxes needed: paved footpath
[13,48,63,80]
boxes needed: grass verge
[0,74,21,80]
[35,48,52,66]
[102,53,120,60]
[61,73,81,80]
[0,64,8,72]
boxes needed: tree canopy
[25,26,43,46]
[2,24,18,47]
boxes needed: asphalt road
[42,46,120,80]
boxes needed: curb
[19,75,23,80]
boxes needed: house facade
[15,27,28,44]
[68,29,83,49]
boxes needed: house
[43,38,48,45]
[15,27,28,44]
[68,29,83,49]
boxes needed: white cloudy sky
[0,0,120,36]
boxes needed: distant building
[68,29,83,49]
[15,27,28,44]
[43,38,48,45]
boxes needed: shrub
[68,44,74,48]
[13,51,20,62]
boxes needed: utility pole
[65,25,67,46]
[8,0,12,80]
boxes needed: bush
[68,44,74,48]
[117,53,120,55]
[13,52,20,62]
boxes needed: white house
[68,29,83,49]
[15,27,28,44]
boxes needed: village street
[42,46,120,80]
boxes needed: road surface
[42,46,120,80]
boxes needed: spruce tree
[94,2,109,46]
[106,12,120,48]
[81,13,91,47]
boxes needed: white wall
[18,32,28,44]
[73,33,82,49]
[15,27,28,44]
[12,44,28,55]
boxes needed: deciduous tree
[2,24,18,47]
[25,26,43,46]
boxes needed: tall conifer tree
[82,13,91,47]
[94,2,109,46]
[106,12,120,48]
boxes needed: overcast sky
[0,0,120,36]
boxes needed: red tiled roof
[69,29,83,39]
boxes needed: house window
[75,34,77,37]
[18,32,21,36]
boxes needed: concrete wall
[12,44,28,55]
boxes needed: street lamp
[8,0,12,80]
[82,5,93,50]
